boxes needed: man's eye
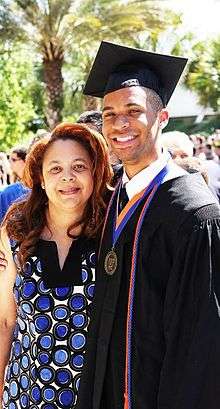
[129,109,141,114]
[103,112,115,118]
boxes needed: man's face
[10,152,25,179]
[102,86,167,176]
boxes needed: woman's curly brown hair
[3,123,112,268]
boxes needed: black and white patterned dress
[2,237,96,409]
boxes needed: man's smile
[110,134,138,149]
[112,135,137,142]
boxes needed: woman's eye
[50,166,62,173]
[73,164,87,171]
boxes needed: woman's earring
[41,183,45,190]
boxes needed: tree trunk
[83,95,100,111]
[43,57,64,129]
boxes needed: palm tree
[2,0,180,128]
[71,0,181,110]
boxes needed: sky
[168,0,220,39]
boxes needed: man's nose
[113,115,129,131]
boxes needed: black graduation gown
[77,173,220,409]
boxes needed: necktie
[119,185,129,212]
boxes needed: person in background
[174,156,209,184]
[191,134,206,159]
[160,132,211,190]
[9,147,27,183]
[159,130,194,159]
[78,41,220,409]
[0,165,5,190]
[0,153,11,187]
[203,142,220,200]
[77,110,103,134]
[0,162,8,191]
[0,147,29,222]
[0,133,49,222]
[27,129,50,151]
[0,123,111,409]
[213,136,220,164]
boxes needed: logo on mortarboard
[121,78,140,88]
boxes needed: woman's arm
[0,250,7,272]
[0,227,17,401]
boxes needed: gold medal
[104,249,118,275]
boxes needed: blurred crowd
[160,129,220,200]
[1,111,220,222]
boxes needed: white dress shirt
[122,153,187,200]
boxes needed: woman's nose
[61,170,76,182]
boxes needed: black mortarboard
[83,41,188,106]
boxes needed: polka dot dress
[3,242,96,408]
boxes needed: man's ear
[159,109,169,130]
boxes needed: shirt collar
[122,152,186,200]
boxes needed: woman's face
[42,139,94,214]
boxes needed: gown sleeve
[160,206,220,409]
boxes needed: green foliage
[0,0,26,43]
[186,39,220,111]
[28,63,45,119]
[0,47,38,150]
[63,0,182,114]
[165,115,220,137]
[5,0,182,122]
[0,0,183,126]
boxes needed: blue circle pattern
[9,402,17,409]
[20,374,29,390]
[3,249,95,408]
[38,351,50,365]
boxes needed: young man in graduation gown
[77,41,220,409]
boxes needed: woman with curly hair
[0,123,112,409]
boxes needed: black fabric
[111,164,123,187]
[83,41,188,105]
[118,185,129,212]
[104,64,163,100]
[77,173,220,409]
[36,236,96,288]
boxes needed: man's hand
[0,250,7,272]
